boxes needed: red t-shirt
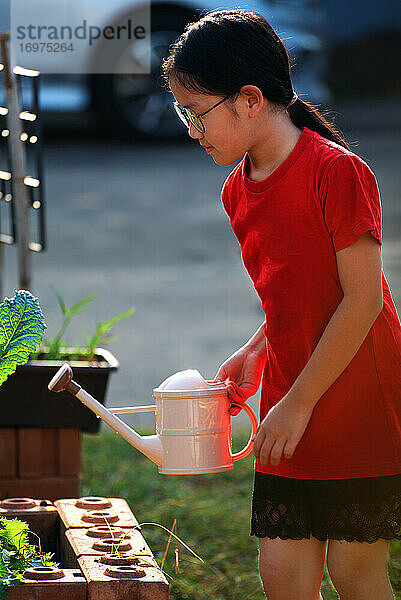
[221,126,401,479]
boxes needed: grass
[81,429,401,599]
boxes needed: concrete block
[78,555,169,600]
[55,497,139,529]
[7,568,86,600]
[64,527,152,565]
[0,497,58,555]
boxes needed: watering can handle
[230,400,258,462]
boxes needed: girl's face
[170,81,258,167]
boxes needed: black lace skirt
[250,471,401,543]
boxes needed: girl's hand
[252,394,313,466]
[213,345,266,415]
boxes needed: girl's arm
[244,321,267,355]
[253,231,383,466]
[290,231,383,411]
[214,321,267,414]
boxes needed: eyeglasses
[173,95,230,134]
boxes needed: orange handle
[230,401,259,462]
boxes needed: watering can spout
[129,434,163,466]
[48,364,163,466]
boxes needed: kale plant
[0,290,46,386]
[0,517,58,598]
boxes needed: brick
[78,555,169,600]
[0,429,16,478]
[63,527,153,567]
[0,477,80,502]
[60,527,79,569]
[0,498,59,555]
[54,498,139,530]
[58,429,81,476]
[17,429,43,478]
[60,525,149,568]
[60,525,130,568]
[7,568,86,600]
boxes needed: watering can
[48,365,258,475]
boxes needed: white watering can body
[48,366,258,475]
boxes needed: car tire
[89,5,198,140]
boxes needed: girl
[161,9,401,599]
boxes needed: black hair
[161,9,350,150]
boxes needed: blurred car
[0,0,330,139]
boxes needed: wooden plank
[0,429,16,478]
[17,428,43,477]
[0,477,80,501]
[42,428,58,476]
[58,429,81,476]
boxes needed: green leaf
[48,284,68,316]
[0,518,29,550]
[0,563,9,578]
[97,308,135,332]
[0,517,61,600]
[0,291,46,387]
[69,292,99,317]
[98,335,118,345]
[1,549,15,565]
[31,551,57,568]
[0,573,24,599]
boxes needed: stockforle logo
[10,0,151,74]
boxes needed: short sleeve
[321,154,382,252]
[220,176,232,216]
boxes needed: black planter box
[0,348,118,433]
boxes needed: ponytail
[162,9,350,150]
[288,98,350,150]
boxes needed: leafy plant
[0,517,58,599]
[0,290,46,386]
[30,284,135,361]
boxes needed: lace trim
[251,475,401,543]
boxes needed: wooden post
[0,31,31,290]
[0,57,5,301]
[0,241,3,300]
